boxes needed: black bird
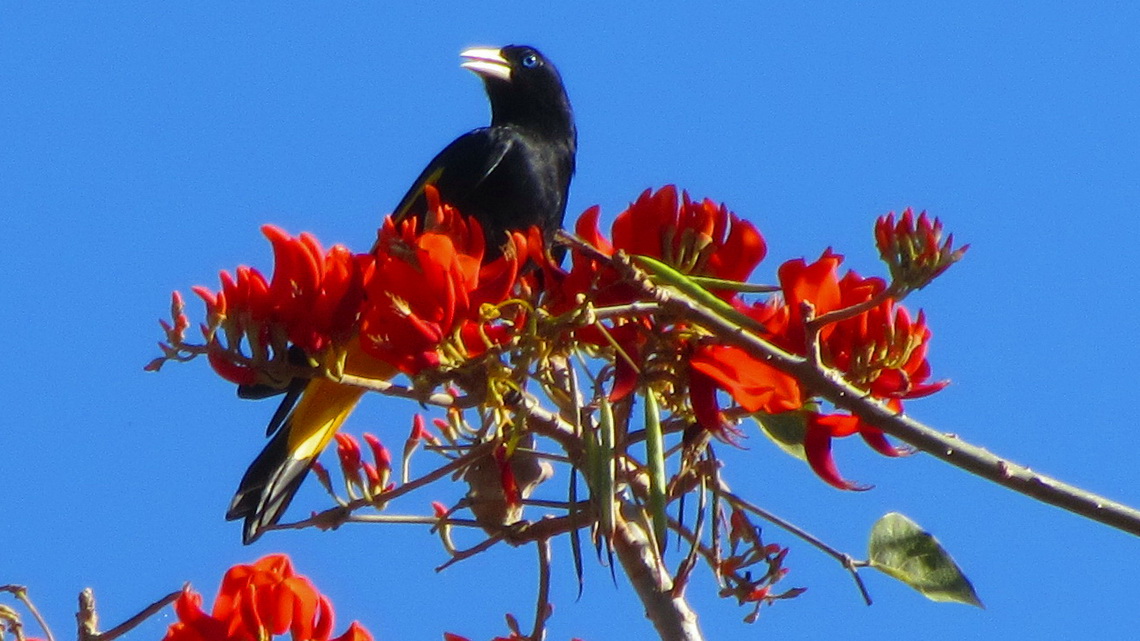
[226,45,576,544]
[392,45,576,252]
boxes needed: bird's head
[460,45,575,140]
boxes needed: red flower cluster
[876,207,968,290]
[162,555,372,641]
[190,228,368,386]
[359,187,538,374]
[551,186,768,402]
[162,184,959,493]
[690,249,947,488]
[555,185,766,310]
[331,431,392,499]
[555,189,954,489]
[190,186,537,385]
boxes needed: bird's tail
[226,376,366,544]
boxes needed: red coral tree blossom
[554,185,766,311]
[358,187,535,375]
[162,555,372,641]
[149,184,970,635]
[164,185,955,490]
[177,185,537,388]
[689,246,949,488]
[187,226,370,387]
[553,190,956,487]
[551,185,769,404]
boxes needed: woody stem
[617,253,1140,539]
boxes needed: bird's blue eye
[521,53,540,68]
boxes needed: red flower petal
[494,445,522,509]
[690,345,803,414]
[859,424,910,458]
[804,414,871,491]
[688,366,726,436]
[207,350,257,386]
[330,622,373,641]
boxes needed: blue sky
[3,3,1139,640]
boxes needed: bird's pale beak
[460,47,512,83]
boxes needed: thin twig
[340,514,482,527]
[274,442,494,534]
[0,586,53,641]
[511,512,596,543]
[94,590,181,641]
[592,301,669,320]
[155,338,481,410]
[671,477,706,598]
[555,229,609,262]
[518,393,579,453]
[338,373,480,408]
[435,533,506,571]
[804,281,904,335]
[531,539,553,641]
[521,498,590,510]
[713,488,872,605]
[665,517,743,585]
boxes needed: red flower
[611,186,766,285]
[687,248,943,487]
[784,255,941,488]
[156,184,957,500]
[263,227,371,356]
[363,433,392,486]
[768,250,845,349]
[554,187,770,403]
[331,432,391,497]
[193,227,372,384]
[689,345,803,441]
[875,208,968,290]
[555,186,767,311]
[691,344,803,414]
[162,555,373,641]
[801,408,916,490]
[334,432,366,491]
[358,186,531,375]
[824,269,947,401]
[754,250,946,406]
[182,185,537,386]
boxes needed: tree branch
[90,591,181,641]
[611,516,705,641]
[645,268,1140,537]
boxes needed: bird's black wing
[390,127,513,226]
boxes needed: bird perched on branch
[226,45,576,544]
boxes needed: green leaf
[687,274,779,293]
[868,512,983,608]
[753,411,808,460]
[568,468,585,600]
[595,397,617,542]
[643,388,669,551]
[632,254,767,334]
